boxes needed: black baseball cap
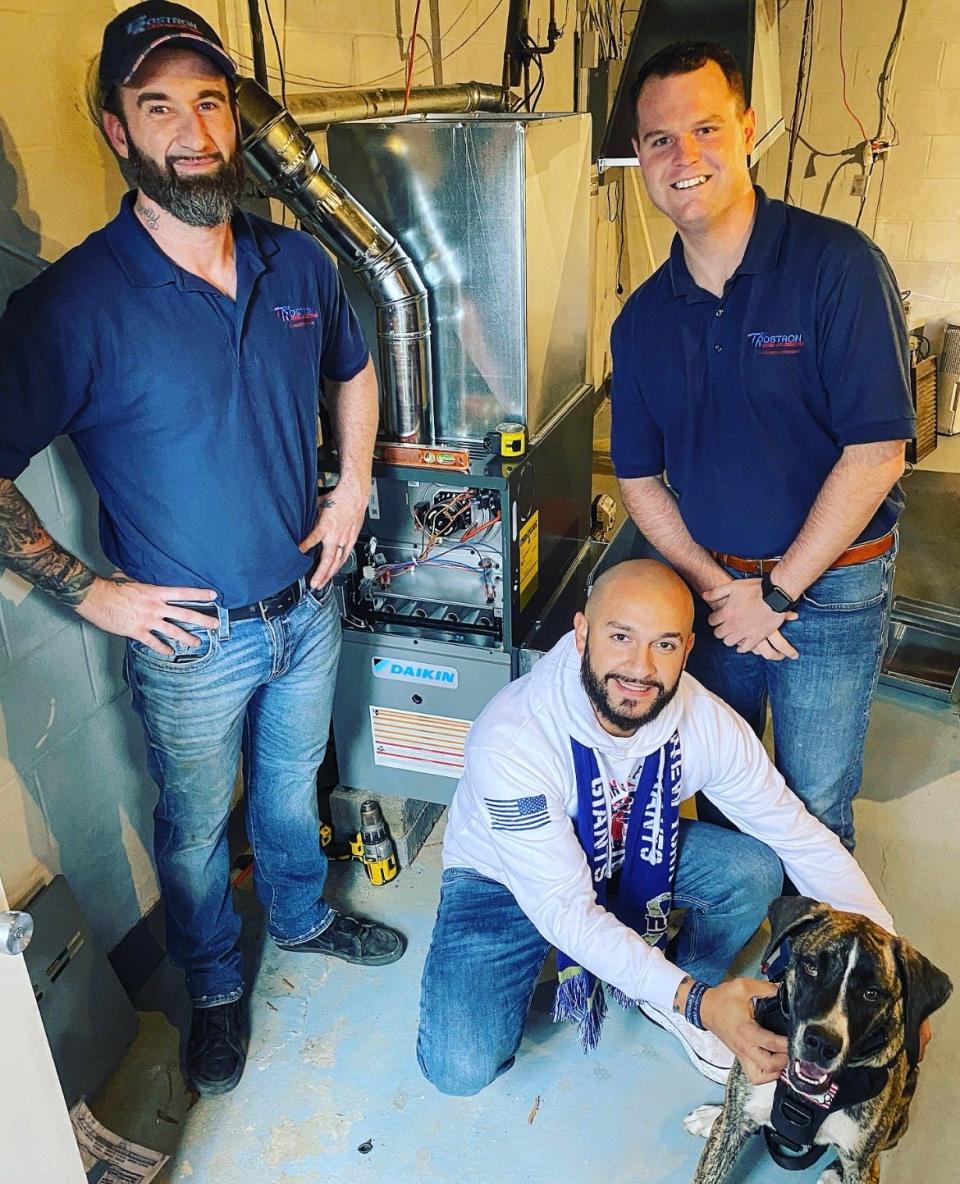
[99,2,236,95]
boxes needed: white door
[0,873,86,1184]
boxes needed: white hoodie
[443,632,893,1011]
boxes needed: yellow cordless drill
[321,801,398,885]
[350,799,399,886]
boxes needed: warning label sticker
[519,511,539,609]
[371,706,472,779]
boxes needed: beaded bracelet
[684,980,711,1031]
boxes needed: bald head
[586,560,694,634]
[573,561,695,736]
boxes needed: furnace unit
[323,113,594,804]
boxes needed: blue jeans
[124,581,341,1007]
[417,819,783,1096]
[686,548,896,849]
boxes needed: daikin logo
[372,657,459,688]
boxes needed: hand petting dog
[698,978,788,1085]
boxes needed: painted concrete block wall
[757,0,960,324]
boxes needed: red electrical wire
[460,513,501,544]
[838,0,870,143]
[402,0,424,115]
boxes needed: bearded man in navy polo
[0,2,405,1097]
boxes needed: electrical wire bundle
[782,0,909,234]
[365,490,502,604]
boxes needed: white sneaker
[639,1001,734,1085]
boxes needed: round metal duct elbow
[236,76,433,445]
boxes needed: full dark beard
[126,137,245,228]
[580,637,681,734]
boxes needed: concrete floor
[92,425,960,1183]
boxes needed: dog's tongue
[795,1059,830,1086]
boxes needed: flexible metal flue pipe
[236,75,434,443]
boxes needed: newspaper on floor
[70,1100,169,1184]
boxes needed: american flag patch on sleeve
[484,794,550,832]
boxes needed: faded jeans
[686,547,897,849]
[417,819,784,1096]
[124,580,340,1006]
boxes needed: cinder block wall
[761,0,960,322]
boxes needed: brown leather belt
[711,531,895,576]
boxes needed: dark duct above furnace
[596,0,783,171]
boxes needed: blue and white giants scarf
[553,732,682,1051]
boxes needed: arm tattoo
[0,480,97,607]
[136,201,161,231]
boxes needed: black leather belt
[193,578,305,624]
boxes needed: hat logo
[126,16,203,36]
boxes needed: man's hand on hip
[299,474,369,588]
[700,978,788,1085]
[75,575,217,654]
[702,578,800,661]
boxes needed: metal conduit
[236,77,509,444]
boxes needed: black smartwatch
[761,571,800,613]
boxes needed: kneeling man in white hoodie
[416,559,893,1092]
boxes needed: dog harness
[755,948,910,1171]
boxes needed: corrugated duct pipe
[236,77,510,444]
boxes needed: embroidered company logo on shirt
[746,330,805,356]
[274,304,320,328]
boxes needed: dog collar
[765,1059,892,1171]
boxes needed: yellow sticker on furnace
[519,511,539,609]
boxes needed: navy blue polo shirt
[610,188,915,558]
[0,193,369,607]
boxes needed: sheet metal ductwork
[236,78,510,444]
[237,76,433,442]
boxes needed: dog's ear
[761,895,827,968]
[895,939,953,1066]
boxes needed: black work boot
[186,999,247,1097]
[276,912,406,965]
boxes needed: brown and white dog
[686,897,952,1184]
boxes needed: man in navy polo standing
[0,2,404,1097]
[611,42,914,849]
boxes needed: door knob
[0,910,34,955]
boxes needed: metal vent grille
[939,324,960,434]
[940,323,960,375]
[908,356,938,463]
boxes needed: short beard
[580,636,681,734]
[125,132,245,228]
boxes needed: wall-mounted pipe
[284,81,509,129]
[236,75,433,443]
